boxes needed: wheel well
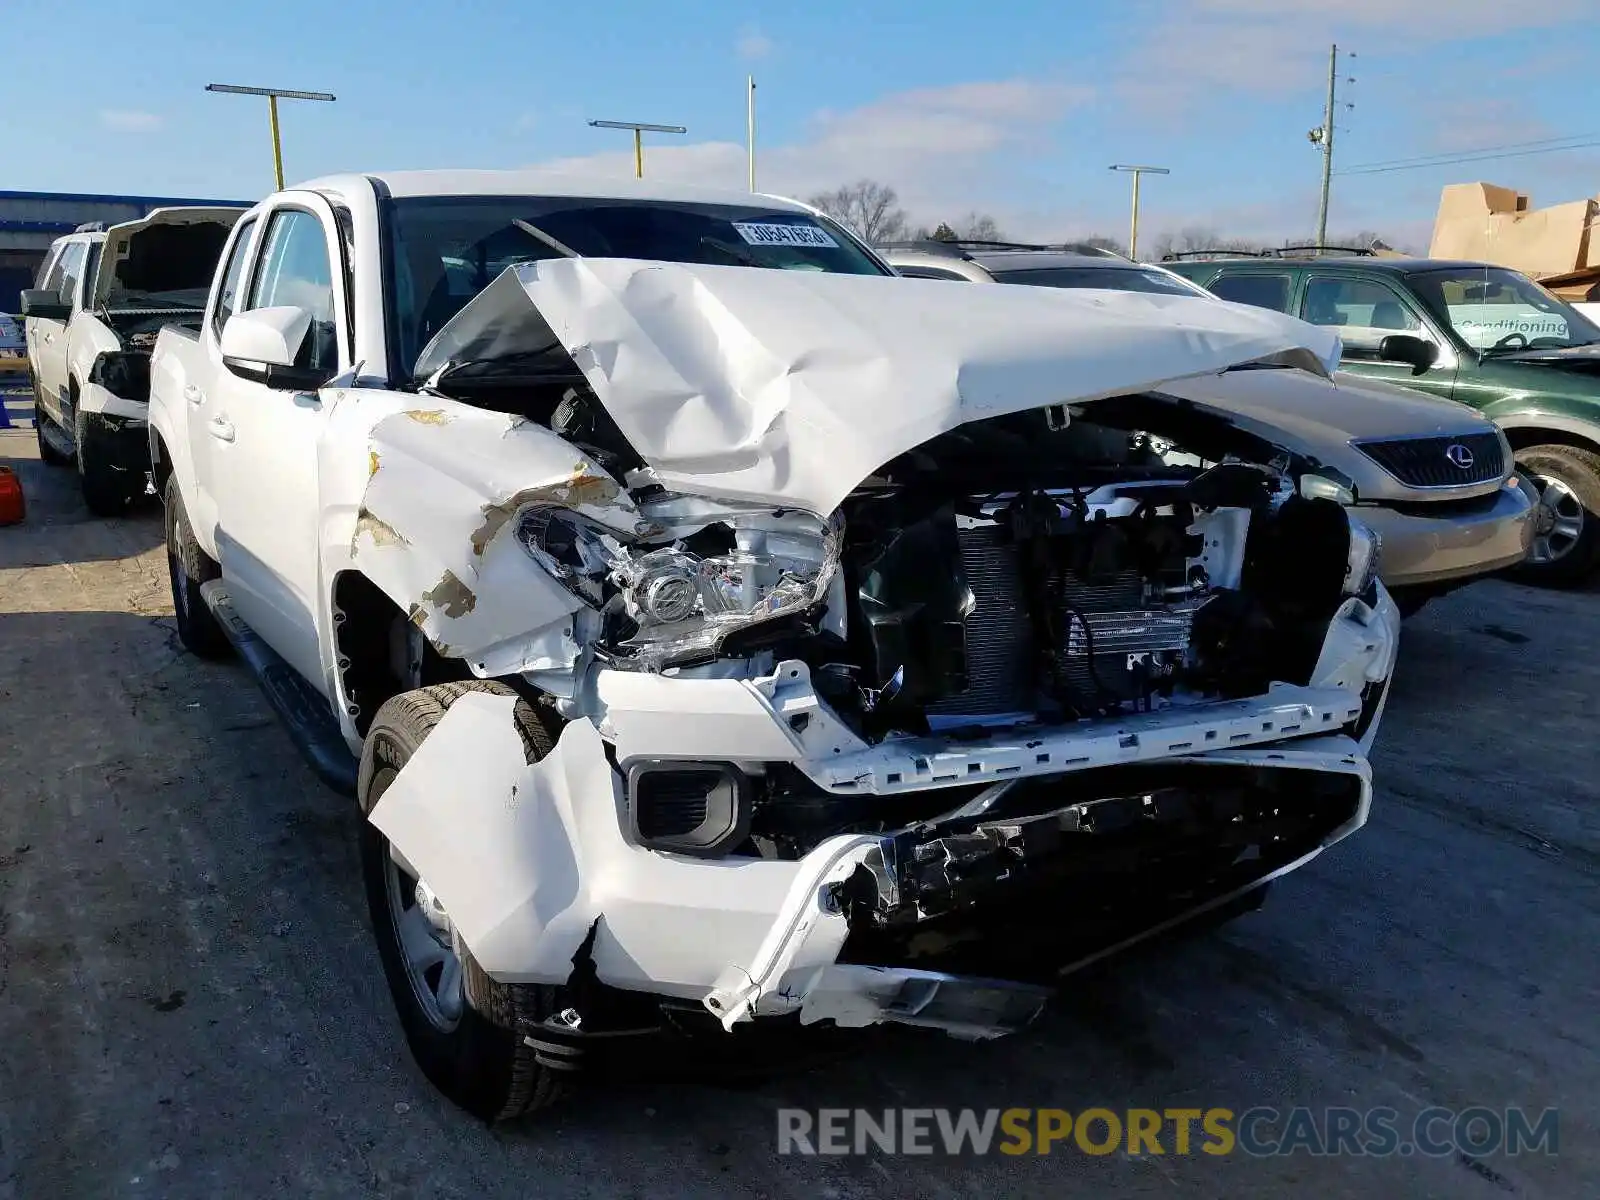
[1502,425,1600,457]
[331,571,471,737]
[151,433,174,495]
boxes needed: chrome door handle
[207,415,236,443]
[184,383,205,406]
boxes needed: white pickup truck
[148,169,1400,1122]
[21,208,244,513]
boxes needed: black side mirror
[1378,334,1438,376]
[19,289,71,321]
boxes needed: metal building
[0,189,254,312]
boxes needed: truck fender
[347,404,643,677]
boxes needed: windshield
[990,265,1209,297]
[386,195,889,372]
[1409,266,1600,354]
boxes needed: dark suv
[1166,250,1600,585]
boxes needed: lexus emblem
[1445,443,1476,470]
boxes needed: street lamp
[588,119,687,179]
[1109,164,1170,261]
[206,83,336,190]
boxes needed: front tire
[76,412,143,516]
[1513,444,1600,587]
[358,681,567,1122]
[163,475,231,659]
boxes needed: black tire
[163,474,231,659]
[1513,444,1600,588]
[358,681,567,1123]
[33,382,70,466]
[76,411,143,517]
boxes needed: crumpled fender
[349,404,641,676]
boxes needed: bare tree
[1080,235,1127,255]
[954,212,1005,241]
[806,180,910,244]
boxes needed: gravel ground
[1,428,1596,1198]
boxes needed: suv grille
[1353,432,1504,488]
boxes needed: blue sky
[10,0,1599,249]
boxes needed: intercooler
[926,522,1197,719]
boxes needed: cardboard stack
[1429,182,1600,301]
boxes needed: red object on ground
[0,466,24,525]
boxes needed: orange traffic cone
[0,465,24,525]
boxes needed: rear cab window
[1208,272,1293,313]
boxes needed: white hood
[94,206,244,310]
[416,258,1341,515]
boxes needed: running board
[198,580,359,797]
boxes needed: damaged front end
[363,258,1397,1048]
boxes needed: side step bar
[37,414,74,461]
[199,580,359,797]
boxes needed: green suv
[1166,252,1600,585]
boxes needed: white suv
[22,209,242,514]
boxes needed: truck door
[208,197,350,692]
[185,215,259,552]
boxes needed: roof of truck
[293,169,817,211]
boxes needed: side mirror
[1378,333,1439,376]
[20,289,71,320]
[220,306,331,390]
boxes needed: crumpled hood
[416,258,1341,515]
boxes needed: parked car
[0,312,23,356]
[21,209,243,514]
[880,241,1535,615]
[1166,252,1600,585]
[148,171,1398,1122]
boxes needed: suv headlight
[1344,513,1381,596]
[516,505,842,669]
[1301,472,1356,506]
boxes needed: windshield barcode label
[733,221,839,248]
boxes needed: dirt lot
[1,428,1596,1199]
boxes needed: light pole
[1109,164,1170,261]
[588,119,687,179]
[205,83,336,190]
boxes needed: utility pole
[205,83,336,190]
[747,76,757,191]
[1312,43,1339,249]
[1109,164,1170,260]
[588,119,687,179]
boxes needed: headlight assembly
[1344,513,1381,597]
[516,504,842,669]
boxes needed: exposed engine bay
[498,385,1374,745]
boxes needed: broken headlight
[516,506,842,668]
[1344,514,1381,596]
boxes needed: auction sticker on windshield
[733,221,840,249]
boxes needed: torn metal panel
[350,402,640,675]
[416,257,1342,514]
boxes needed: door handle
[184,383,205,406]
[207,415,236,443]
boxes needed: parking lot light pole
[588,119,687,179]
[205,83,336,190]
[1109,164,1170,261]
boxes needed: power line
[1337,134,1600,176]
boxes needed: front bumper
[368,590,1396,1042]
[1360,478,1534,589]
